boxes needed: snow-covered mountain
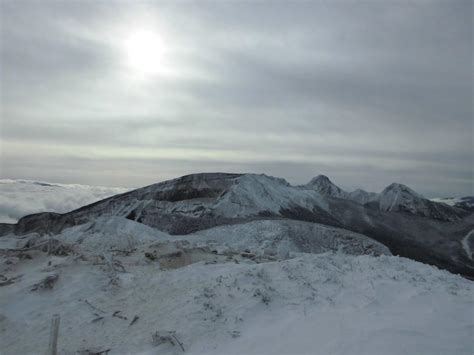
[376,183,424,211]
[0,174,473,354]
[305,176,464,222]
[370,183,463,221]
[5,173,335,236]
[305,176,378,205]
[305,175,349,199]
[1,172,473,277]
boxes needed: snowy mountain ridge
[0,174,473,354]
[1,172,472,277]
[305,176,464,222]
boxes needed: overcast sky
[0,0,472,197]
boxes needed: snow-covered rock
[305,175,380,206]
[305,175,349,199]
[373,183,463,221]
[377,183,424,212]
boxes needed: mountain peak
[308,175,331,185]
[381,183,423,199]
[306,175,348,199]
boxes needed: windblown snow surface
[0,179,131,223]
[1,217,473,355]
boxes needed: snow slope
[0,179,130,223]
[0,231,472,355]
[189,219,390,258]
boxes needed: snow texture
[0,219,472,355]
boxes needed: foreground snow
[0,179,131,223]
[1,224,472,355]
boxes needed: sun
[123,29,166,75]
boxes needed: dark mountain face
[323,197,473,277]
[1,172,473,277]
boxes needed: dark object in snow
[241,251,256,259]
[230,330,241,338]
[144,252,156,261]
[129,315,139,326]
[152,331,185,352]
[77,348,111,355]
[112,311,127,320]
[83,299,107,314]
[31,273,59,291]
[47,314,60,355]
[0,274,22,287]
[253,288,271,305]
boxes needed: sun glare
[124,29,166,75]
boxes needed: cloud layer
[1,1,472,197]
[0,179,130,223]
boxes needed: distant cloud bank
[0,179,131,223]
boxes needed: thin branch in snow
[83,299,107,314]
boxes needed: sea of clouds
[0,179,131,223]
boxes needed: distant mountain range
[1,173,473,277]
[306,175,469,221]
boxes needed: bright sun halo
[124,29,166,75]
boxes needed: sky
[0,0,472,197]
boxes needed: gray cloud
[1,0,472,197]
